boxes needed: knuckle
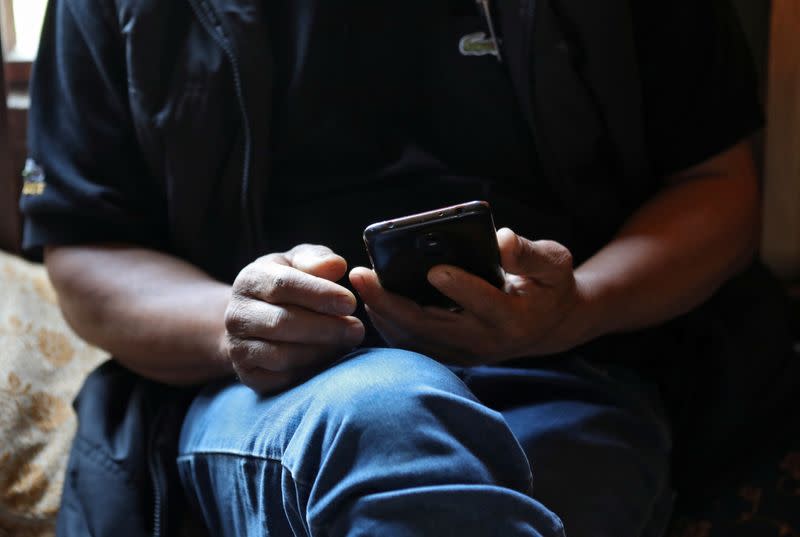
[270,272,290,291]
[265,344,294,372]
[227,337,253,366]
[542,241,573,268]
[229,339,276,371]
[291,243,315,254]
[233,265,260,295]
[261,268,294,302]
[267,348,288,371]
[222,332,237,358]
[263,307,290,334]
[258,252,283,264]
[294,243,331,256]
[235,262,298,303]
[555,248,573,269]
[224,300,252,335]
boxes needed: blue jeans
[177,348,672,536]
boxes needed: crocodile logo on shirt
[459,32,499,58]
[21,159,46,196]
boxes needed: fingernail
[335,296,355,315]
[428,269,452,286]
[351,273,369,293]
[346,321,364,340]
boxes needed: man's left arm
[350,138,759,363]
[563,137,759,346]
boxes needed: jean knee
[180,349,469,457]
[293,348,477,437]
[282,348,531,491]
[322,348,473,405]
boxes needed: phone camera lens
[417,232,446,255]
[425,233,439,248]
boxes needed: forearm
[45,244,233,385]
[565,140,760,346]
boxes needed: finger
[497,228,574,285]
[226,300,365,345]
[361,304,455,350]
[365,306,444,353]
[366,307,481,366]
[235,263,357,316]
[351,267,491,345]
[362,305,406,346]
[234,362,319,394]
[356,277,489,349]
[284,244,349,282]
[352,266,488,336]
[426,265,512,325]
[226,336,346,373]
[349,266,425,317]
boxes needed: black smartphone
[363,200,504,308]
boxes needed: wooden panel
[4,59,30,87]
[0,34,20,254]
[8,93,27,193]
[761,0,800,281]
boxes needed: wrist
[213,328,235,374]
[212,287,236,376]
[545,272,607,354]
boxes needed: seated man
[20,0,797,535]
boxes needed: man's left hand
[349,228,587,365]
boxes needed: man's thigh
[459,359,674,537]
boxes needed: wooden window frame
[762,0,800,282]
[0,0,36,252]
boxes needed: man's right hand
[224,244,365,392]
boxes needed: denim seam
[176,450,314,488]
[176,450,284,464]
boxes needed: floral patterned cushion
[0,251,108,537]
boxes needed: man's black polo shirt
[22,1,762,280]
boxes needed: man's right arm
[46,243,366,390]
[46,244,234,385]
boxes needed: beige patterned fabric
[0,251,108,537]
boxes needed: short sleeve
[633,0,763,177]
[20,0,165,261]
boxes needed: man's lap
[457,361,673,537]
[178,348,671,537]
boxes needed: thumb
[497,228,574,284]
[284,244,348,282]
